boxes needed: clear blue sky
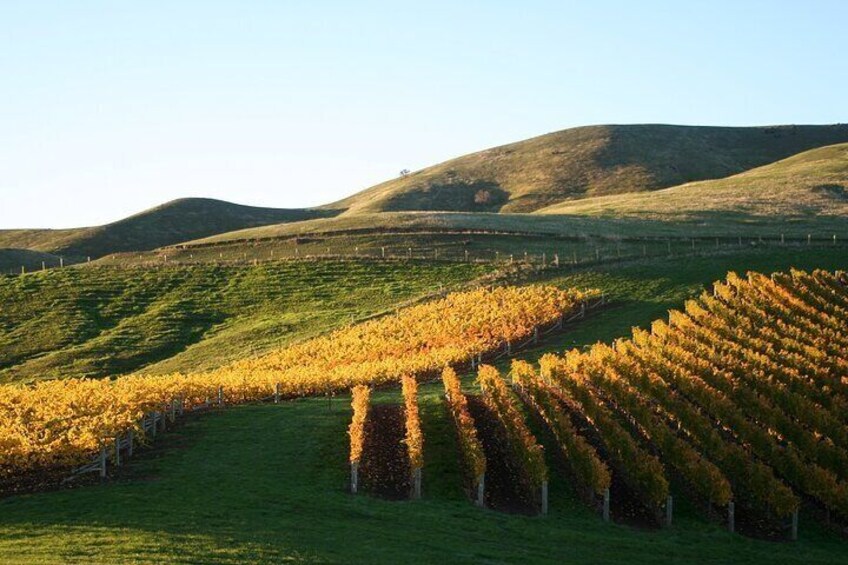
[1,1,846,228]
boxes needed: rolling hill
[536,142,848,224]
[322,123,848,214]
[0,198,337,260]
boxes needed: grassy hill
[536,143,848,225]
[0,249,65,273]
[2,248,847,563]
[322,124,848,214]
[0,198,336,260]
[0,260,488,383]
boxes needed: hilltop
[0,198,336,260]
[536,143,848,225]
[322,123,848,214]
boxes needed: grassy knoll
[0,260,488,382]
[322,123,848,214]
[537,143,848,225]
[0,198,334,260]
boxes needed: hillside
[322,124,848,214]
[535,143,848,224]
[2,249,848,563]
[0,248,65,273]
[0,198,336,259]
[0,261,488,382]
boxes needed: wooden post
[533,327,539,344]
[351,461,359,494]
[60,257,64,268]
[665,495,673,527]
[476,474,485,507]
[509,254,514,264]
[21,266,25,275]
[727,502,735,533]
[465,250,469,262]
[128,429,134,458]
[274,383,281,404]
[381,247,385,258]
[790,510,798,541]
[218,386,224,407]
[781,233,785,245]
[99,444,107,478]
[42,261,46,271]
[542,252,546,266]
[541,480,548,515]
[506,341,511,356]
[412,468,422,499]
[553,253,559,267]
[114,435,121,466]
[602,488,610,522]
[807,234,811,246]
[595,248,600,261]
[178,395,185,416]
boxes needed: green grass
[1,385,846,564]
[0,260,489,382]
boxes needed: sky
[1,1,847,228]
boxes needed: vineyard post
[412,468,422,499]
[170,400,176,421]
[128,429,134,457]
[114,435,121,466]
[178,395,185,416]
[553,253,559,267]
[602,488,610,522]
[150,414,157,438]
[99,444,107,478]
[381,247,385,259]
[42,261,46,271]
[781,233,785,245]
[60,257,64,268]
[665,495,673,527]
[834,234,838,245]
[727,502,735,533]
[533,327,539,344]
[217,387,224,407]
[351,461,359,494]
[541,480,549,515]
[506,341,512,356]
[274,383,281,404]
[495,251,500,262]
[159,407,167,432]
[477,353,482,367]
[790,510,798,541]
[807,234,811,246]
[476,474,485,507]
[542,252,546,266]
[465,250,469,262]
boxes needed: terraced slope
[323,124,848,214]
[0,260,488,382]
[536,143,848,224]
[0,198,336,259]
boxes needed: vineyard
[345,269,848,539]
[0,284,593,480]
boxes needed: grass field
[0,260,489,382]
[1,248,846,563]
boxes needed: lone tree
[399,168,410,177]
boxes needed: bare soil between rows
[359,403,411,500]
